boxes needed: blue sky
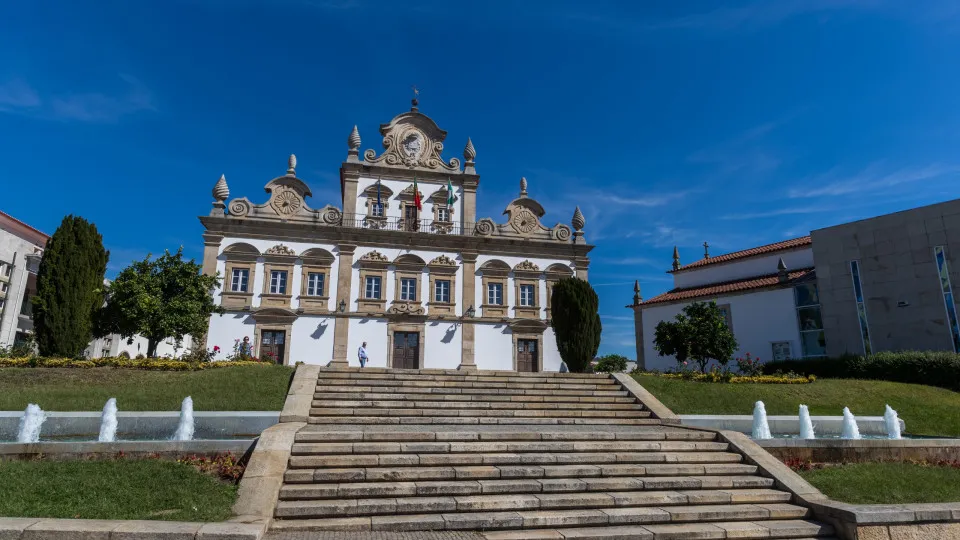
[2,0,960,356]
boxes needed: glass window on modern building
[849,260,872,355]
[794,282,825,357]
[934,246,960,352]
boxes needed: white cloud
[789,163,960,198]
[0,74,155,123]
[0,79,41,110]
[720,205,832,220]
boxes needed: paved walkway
[266,532,485,540]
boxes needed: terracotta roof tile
[641,268,816,306]
[672,236,811,272]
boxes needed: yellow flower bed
[0,356,272,371]
[640,372,815,384]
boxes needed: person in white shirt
[358,342,368,368]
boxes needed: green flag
[447,178,455,206]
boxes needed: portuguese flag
[413,175,422,211]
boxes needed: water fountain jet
[884,405,902,440]
[841,407,861,439]
[172,397,194,441]
[17,404,46,443]
[752,401,772,439]
[98,398,118,442]
[799,404,815,439]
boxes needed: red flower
[213,346,221,352]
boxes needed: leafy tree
[33,215,109,357]
[653,301,738,372]
[550,277,602,373]
[594,354,629,373]
[95,248,223,357]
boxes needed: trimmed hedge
[762,351,960,392]
[0,356,273,371]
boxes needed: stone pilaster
[201,233,223,277]
[574,256,590,280]
[340,168,360,216]
[459,251,478,370]
[331,243,356,367]
[462,177,479,224]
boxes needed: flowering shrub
[636,370,814,384]
[0,356,274,371]
[177,452,246,483]
[736,353,764,377]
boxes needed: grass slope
[0,366,293,411]
[0,460,237,521]
[634,375,960,437]
[800,463,960,504]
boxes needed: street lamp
[338,299,347,313]
[465,305,475,318]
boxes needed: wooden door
[517,339,538,372]
[260,330,285,364]
[404,205,420,231]
[392,332,419,369]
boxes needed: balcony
[340,213,476,236]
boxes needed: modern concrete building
[629,198,960,370]
[0,211,47,349]
[200,99,593,369]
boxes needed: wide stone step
[291,441,728,455]
[293,429,718,444]
[481,520,836,539]
[272,503,811,529]
[310,400,644,411]
[287,451,743,469]
[283,463,761,483]
[308,408,650,418]
[313,392,637,403]
[307,417,661,425]
[314,386,631,398]
[317,371,615,384]
[317,380,617,391]
[278,476,775,499]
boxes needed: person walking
[358,341,368,368]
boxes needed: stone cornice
[199,216,594,259]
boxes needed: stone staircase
[271,368,837,539]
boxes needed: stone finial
[572,206,585,232]
[777,257,789,283]
[703,241,710,259]
[519,177,528,197]
[672,246,681,271]
[212,174,229,202]
[287,154,297,176]
[464,137,476,162]
[633,280,643,305]
[348,126,361,150]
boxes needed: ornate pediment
[265,244,297,256]
[397,184,424,202]
[359,251,390,263]
[224,156,342,225]
[514,260,540,272]
[362,110,461,173]
[473,178,573,243]
[429,255,457,267]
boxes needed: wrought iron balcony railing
[339,213,476,236]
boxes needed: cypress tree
[550,277,602,372]
[33,215,109,357]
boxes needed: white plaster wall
[215,237,340,312]
[474,255,575,320]
[351,246,464,316]
[0,232,42,346]
[474,322,514,371]
[357,176,464,222]
[206,312,257,360]
[348,318,388,367]
[673,248,814,289]
[640,287,802,372]
[290,315,335,365]
[542,327,563,372]
[115,334,195,358]
[424,321,462,369]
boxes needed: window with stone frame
[260,244,297,309]
[356,250,389,312]
[298,248,335,313]
[397,183,424,232]
[221,243,259,310]
[513,260,542,319]
[361,183,392,225]
[392,254,426,313]
[427,254,458,316]
[544,263,574,319]
[429,187,457,233]
[480,259,510,318]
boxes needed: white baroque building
[200,100,594,370]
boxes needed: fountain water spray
[841,407,861,439]
[98,398,118,442]
[751,401,772,439]
[172,397,195,441]
[884,405,902,440]
[799,404,815,439]
[17,404,46,443]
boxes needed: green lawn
[0,459,237,521]
[634,375,960,437]
[0,366,294,411]
[799,463,960,504]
